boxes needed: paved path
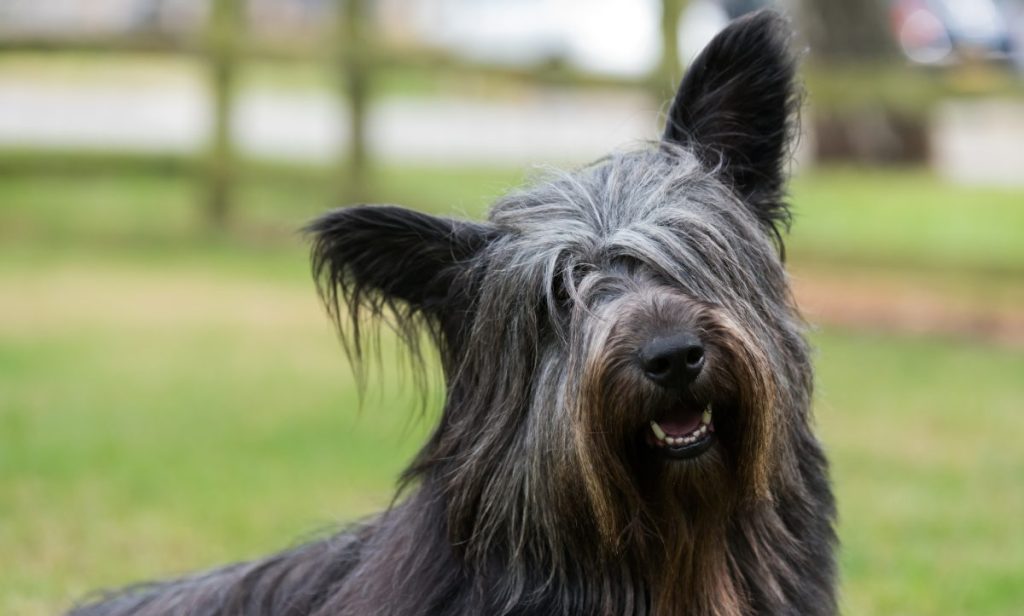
[2,77,1022,183]
[0,79,659,166]
[932,100,1024,187]
[792,265,1024,349]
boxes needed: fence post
[656,0,686,101]
[205,0,241,230]
[339,0,370,203]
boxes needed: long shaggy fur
[70,11,836,616]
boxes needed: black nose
[639,333,705,388]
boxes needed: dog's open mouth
[647,401,715,460]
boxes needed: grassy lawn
[2,260,1021,615]
[1,160,1022,276]
[789,168,1024,274]
[1,165,1023,614]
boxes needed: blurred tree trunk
[794,0,896,64]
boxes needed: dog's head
[309,11,809,566]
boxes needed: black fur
[307,205,493,385]
[662,10,800,242]
[70,11,836,616]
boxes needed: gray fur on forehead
[483,143,787,306]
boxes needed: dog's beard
[565,300,779,552]
[559,303,778,616]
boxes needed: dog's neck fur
[343,448,832,616]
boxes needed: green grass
[789,168,1024,274]
[1,164,1023,614]
[1,259,1021,615]
[2,158,1022,276]
[0,162,525,278]
[0,162,523,239]
[815,331,1024,614]
[0,263,440,614]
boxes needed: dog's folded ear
[306,205,494,325]
[662,10,799,235]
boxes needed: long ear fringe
[307,222,444,406]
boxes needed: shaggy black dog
[72,11,836,615]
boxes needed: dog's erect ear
[663,10,798,235]
[308,204,493,312]
[307,205,494,362]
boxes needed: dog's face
[310,12,809,554]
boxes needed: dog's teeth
[701,410,712,425]
[650,421,667,441]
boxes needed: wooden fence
[0,0,686,229]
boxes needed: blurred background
[0,1,1022,614]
